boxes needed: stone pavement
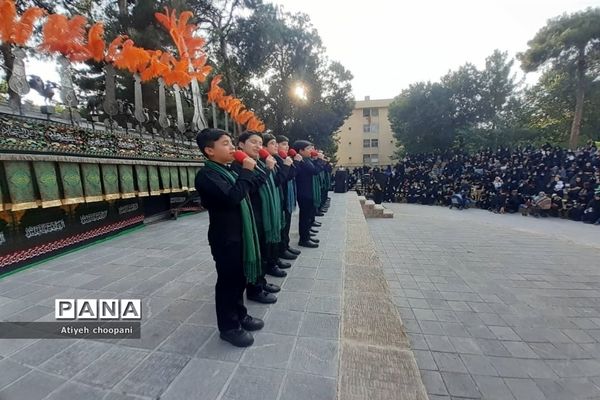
[369,203,600,400]
[0,192,418,400]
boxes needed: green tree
[523,63,600,144]
[518,8,600,148]
[388,81,454,153]
[228,4,353,153]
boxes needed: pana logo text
[55,299,142,320]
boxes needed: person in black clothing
[293,140,322,248]
[194,128,264,347]
[275,135,303,259]
[234,131,287,304]
[262,133,293,269]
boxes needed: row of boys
[195,128,330,347]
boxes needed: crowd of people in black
[347,142,600,225]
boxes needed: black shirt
[195,163,256,245]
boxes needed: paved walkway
[369,203,600,400]
[0,195,352,400]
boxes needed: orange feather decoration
[0,0,17,43]
[13,7,46,45]
[86,22,105,62]
[0,0,45,46]
[40,14,92,62]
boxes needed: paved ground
[0,196,349,400]
[369,203,600,400]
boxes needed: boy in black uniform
[195,128,264,347]
[293,140,323,248]
[273,135,302,259]
[234,132,288,304]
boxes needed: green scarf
[255,161,282,243]
[312,173,321,209]
[205,161,261,283]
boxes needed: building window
[363,123,378,133]
[363,154,371,163]
[371,139,378,147]
[371,155,379,163]
[362,108,379,118]
[363,139,370,147]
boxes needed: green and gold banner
[179,166,188,191]
[4,161,37,210]
[187,166,196,191]
[135,165,149,197]
[101,164,120,200]
[148,165,161,196]
[80,163,104,203]
[33,161,62,208]
[118,165,136,199]
[159,166,171,193]
[170,166,182,192]
[58,163,85,205]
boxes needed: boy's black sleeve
[275,164,291,186]
[197,168,255,206]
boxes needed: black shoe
[310,229,319,234]
[241,315,264,331]
[299,240,319,248]
[220,328,254,347]
[266,266,287,277]
[247,290,277,304]
[316,212,325,217]
[312,222,322,227]
[309,238,320,244]
[263,282,280,293]
[276,259,292,269]
[287,247,301,255]
[280,250,297,260]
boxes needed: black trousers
[211,240,247,332]
[280,209,292,253]
[320,188,328,208]
[298,198,314,242]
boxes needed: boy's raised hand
[243,157,257,171]
[266,156,277,170]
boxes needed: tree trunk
[569,51,586,149]
[0,43,20,106]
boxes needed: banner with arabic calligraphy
[179,166,188,191]
[101,164,120,200]
[170,166,181,192]
[81,163,104,203]
[188,166,197,190]
[148,165,161,195]
[0,198,144,273]
[159,166,171,193]
[33,162,62,208]
[135,165,149,197]
[58,162,85,205]
[4,161,37,211]
[118,165,136,199]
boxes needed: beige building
[335,96,397,167]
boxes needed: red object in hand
[288,149,297,157]
[278,150,288,158]
[310,150,318,157]
[233,150,248,163]
[258,148,270,159]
